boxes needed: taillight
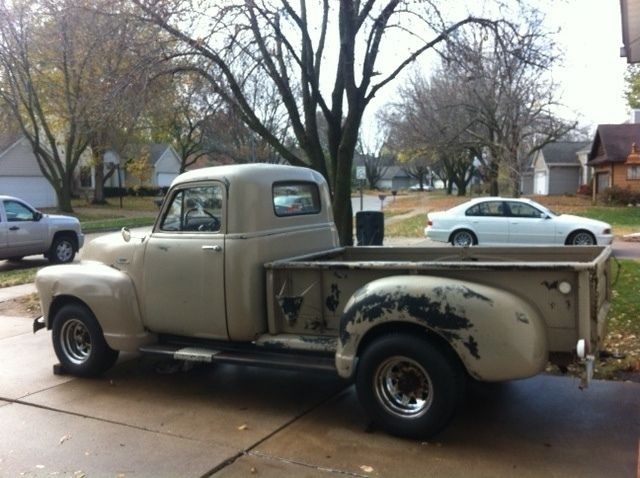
[427,218,433,227]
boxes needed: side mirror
[122,227,131,242]
[34,211,43,221]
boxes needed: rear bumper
[424,227,449,242]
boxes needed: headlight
[603,228,611,234]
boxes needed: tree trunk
[92,148,109,205]
[333,151,354,246]
[488,161,499,196]
[55,176,74,213]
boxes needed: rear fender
[36,263,153,352]
[336,276,548,382]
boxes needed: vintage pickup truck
[34,164,612,438]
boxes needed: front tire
[52,303,118,377]
[355,334,465,439]
[49,235,76,264]
[567,230,596,246]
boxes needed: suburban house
[521,141,591,195]
[0,133,59,207]
[377,166,413,190]
[587,123,640,198]
[0,133,182,207]
[96,144,182,190]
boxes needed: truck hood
[45,214,81,227]
[83,229,149,269]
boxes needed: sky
[359,0,632,140]
[548,0,630,129]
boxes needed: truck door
[0,202,7,254]
[142,181,227,339]
[2,199,47,256]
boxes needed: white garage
[0,136,58,208]
[156,172,179,187]
[534,171,548,195]
[0,176,57,208]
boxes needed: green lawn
[81,216,156,233]
[582,206,640,229]
[0,267,38,288]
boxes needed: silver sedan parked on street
[425,197,613,246]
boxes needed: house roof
[588,124,640,165]
[381,166,410,180]
[0,132,23,156]
[122,143,175,165]
[540,141,590,166]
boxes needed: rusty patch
[325,284,341,312]
[541,280,559,291]
[464,335,480,359]
[277,297,303,325]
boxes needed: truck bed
[265,246,612,355]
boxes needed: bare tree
[442,14,574,195]
[131,0,502,245]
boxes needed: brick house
[587,123,640,199]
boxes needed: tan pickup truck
[34,164,612,438]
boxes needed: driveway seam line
[199,387,349,478]
[0,397,215,445]
[248,450,369,477]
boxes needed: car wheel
[49,235,76,264]
[567,230,596,246]
[355,334,465,439]
[450,230,476,247]
[51,303,119,377]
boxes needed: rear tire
[49,235,76,263]
[355,334,465,439]
[450,229,477,247]
[52,303,118,377]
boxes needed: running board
[139,343,336,373]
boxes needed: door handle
[9,226,19,231]
[202,245,222,252]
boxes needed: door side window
[159,184,223,233]
[507,202,543,218]
[4,200,36,222]
[466,201,506,217]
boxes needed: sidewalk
[0,283,36,303]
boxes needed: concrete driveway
[0,314,638,477]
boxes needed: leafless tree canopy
[130,0,505,244]
[381,9,574,196]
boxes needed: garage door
[157,173,179,187]
[0,177,57,208]
[534,171,548,195]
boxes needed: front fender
[336,276,548,382]
[36,262,153,352]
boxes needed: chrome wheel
[374,356,434,418]
[60,318,92,364]
[55,239,74,262]
[571,231,595,245]
[451,230,474,247]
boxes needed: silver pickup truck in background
[0,195,83,263]
[34,164,612,438]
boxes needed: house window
[79,166,93,188]
[627,165,640,180]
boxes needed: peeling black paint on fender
[339,286,486,360]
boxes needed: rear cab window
[273,182,321,217]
